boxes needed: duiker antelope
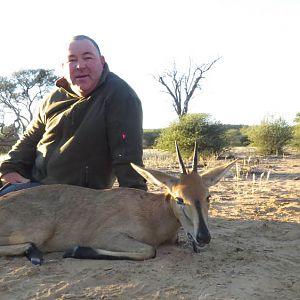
[0,143,236,265]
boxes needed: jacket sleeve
[105,81,147,191]
[0,107,45,180]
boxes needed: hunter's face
[62,39,105,97]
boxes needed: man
[0,35,146,195]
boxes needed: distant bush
[224,127,250,147]
[143,129,162,148]
[241,116,293,155]
[290,113,300,152]
[0,124,18,154]
[155,113,228,158]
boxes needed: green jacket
[0,64,147,190]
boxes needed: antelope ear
[201,160,237,187]
[131,163,179,190]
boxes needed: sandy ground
[0,154,299,300]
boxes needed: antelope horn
[175,141,187,174]
[192,141,198,173]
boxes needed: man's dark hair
[71,35,101,56]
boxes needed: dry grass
[143,148,300,224]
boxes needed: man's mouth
[76,75,89,79]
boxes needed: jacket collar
[55,63,110,98]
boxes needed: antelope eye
[175,197,184,205]
[206,195,211,203]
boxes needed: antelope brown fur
[0,143,236,265]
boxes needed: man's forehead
[67,39,98,55]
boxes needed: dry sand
[0,155,299,300]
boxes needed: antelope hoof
[192,242,201,253]
[25,244,44,265]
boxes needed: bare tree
[154,58,220,119]
[0,69,57,133]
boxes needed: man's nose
[75,59,86,69]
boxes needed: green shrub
[155,113,228,158]
[143,129,162,148]
[241,116,293,155]
[290,113,300,152]
[224,128,250,147]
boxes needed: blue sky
[1,0,299,128]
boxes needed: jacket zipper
[84,165,89,187]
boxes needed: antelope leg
[25,243,44,265]
[0,243,43,265]
[63,240,156,261]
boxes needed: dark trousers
[0,182,41,196]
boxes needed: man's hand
[1,172,30,184]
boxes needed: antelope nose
[196,232,211,245]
